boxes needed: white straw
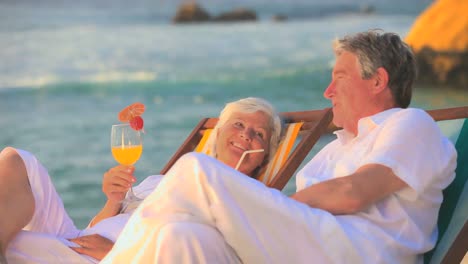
[235,149,264,171]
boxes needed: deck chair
[159,108,333,190]
[425,115,468,264]
[160,106,468,261]
[316,105,468,263]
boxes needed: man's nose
[323,81,335,99]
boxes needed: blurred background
[1,0,466,228]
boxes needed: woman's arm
[88,165,136,227]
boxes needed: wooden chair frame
[160,106,468,189]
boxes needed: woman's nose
[240,128,253,141]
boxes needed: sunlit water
[1,1,466,228]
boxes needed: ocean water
[1,0,466,228]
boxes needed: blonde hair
[205,97,283,164]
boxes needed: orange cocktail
[111,145,143,165]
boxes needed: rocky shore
[172,1,466,89]
[172,3,257,23]
[171,2,375,24]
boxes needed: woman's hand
[69,234,114,260]
[102,165,136,203]
[88,165,136,227]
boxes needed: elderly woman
[0,97,282,263]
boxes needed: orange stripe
[263,140,284,183]
[270,122,302,181]
[280,122,302,165]
[258,122,303,184]
[195,129,213,153]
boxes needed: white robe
[6,149,163,264]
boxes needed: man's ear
[372,67,389,94]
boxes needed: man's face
[215,111,271,176]
[323,51,376,135]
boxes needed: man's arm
[290,164,408,215]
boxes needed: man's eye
[336,74,345,79]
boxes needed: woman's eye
[255,131,264,139]
[234,121,244,128]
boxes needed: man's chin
[332,119,341,128]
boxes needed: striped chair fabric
[194,122,304,185]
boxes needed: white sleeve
[133,174,165,199]
[362,109,456,195]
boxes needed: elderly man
[102,30,456,264]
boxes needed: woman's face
[215,110,272,176]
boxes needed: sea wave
[0,10,420,92]
[0,71,157,89]
[87,71,157,83]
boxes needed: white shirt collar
[334,108,402,144]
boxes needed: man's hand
[69,234,114,261]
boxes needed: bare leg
[0,147,35,257]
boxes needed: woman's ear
[372,67,389,94]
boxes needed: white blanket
[101,152,358,264]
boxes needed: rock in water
[212,8,257,22]
[172,2,211,23]
[405,0,468,88]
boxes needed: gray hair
[333,29,417,108]
[206,97,283,163]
